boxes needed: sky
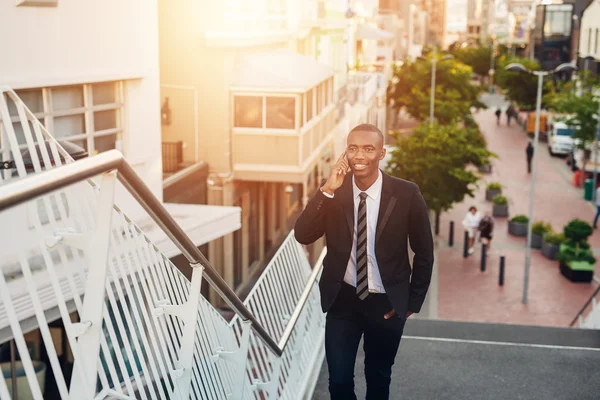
[446,0,468,33]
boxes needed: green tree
[494,55,547,110]
[386,122,495,221]
[453,46,492,79]
[548,73,600,151]
[388,56,486,125]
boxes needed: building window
[589,28,593,54]
[306,88,314,123]
[596,28,599,55]
[234,96,263,128]
[3,82,124,156]
[266,97,295,129]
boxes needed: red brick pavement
[435,107,599,327]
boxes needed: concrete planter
[541,240,559,260]
[479,164,492,174]
[486,189,501,201]
[508,221,528,236]
[493,204,508,217]
[531,233,543,249]
[559,262,594,283]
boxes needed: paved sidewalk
[434,93,599,327]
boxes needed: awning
[141,203,241,259]
[355,24,395,40]
[231,49,335,91]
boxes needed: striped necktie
[356,192,369,300]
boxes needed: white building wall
[0,0,162,218]
[580,0,600,60]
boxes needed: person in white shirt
[462,206,481,254]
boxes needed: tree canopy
[387,56,486,125]
[386,122,495,216]
[493,55,548,110]
[453,46,492,78]
[547,72,600,149]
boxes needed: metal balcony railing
[0,87,325,399]
[570,284,600,329]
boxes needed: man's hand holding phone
[321,152,349,196]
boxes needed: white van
[548,121,576,156]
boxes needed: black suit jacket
[294,171,434,317]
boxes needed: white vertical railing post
[211,319,253,399]
[69,171,117,398]
[158,263,204,399]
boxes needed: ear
[379,147,387,161]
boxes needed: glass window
[317,84,323,114]
[556,128,573,136]
[94,134,117,154]
[543,5,572,37]
[54,114,85,137]
[9,89,43,116]
[92,82,117,104]
[52,86,84,110]
[234,96,263,128]
[299,93,304,127]
[589,28,593,54]
[5,82,123,156]
[94,110,117,131]
[306,89,313,122]
[266,96,295,129]
[596,29,599,54]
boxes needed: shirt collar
[352,170,383,201]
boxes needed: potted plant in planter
[479,163,492,174]
[557,219,595,282]
[492,194,508,217]
[508,214,528,236]
[541,231,564,260]
[486,182,502,201]
[531,221,552,249]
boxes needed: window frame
[1,81,124,157]
[233,92,298,131]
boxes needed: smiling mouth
[353,163,368,170]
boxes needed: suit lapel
[338,174,354,239]
[376,172,397,244]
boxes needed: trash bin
[584,179,594,201]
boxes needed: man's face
[346,130,386,179]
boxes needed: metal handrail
[569,284,600,327]
[0,150,323,357]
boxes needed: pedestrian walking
[478,211,495,250]
[462,206,481,255]
[495,107,502,125]
[506,104,516,126]
[593,186,600,229]
[294,123,434,399]
[526,142,534,173]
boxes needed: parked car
[548,121,576,156]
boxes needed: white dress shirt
[343,170,386,293]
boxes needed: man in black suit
[294,123,434,399]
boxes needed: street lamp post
[505,62,577,305]
[419,48,453,124]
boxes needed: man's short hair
[349,123,385,145]
[469,206,477,212]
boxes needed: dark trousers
[325,282,405,400]
[527,158,532,173]
[594,206,600,228]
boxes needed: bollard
[481,243,487,271]
[463,231,469,258]
[449,221,454,247]
[499,256,505,286]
